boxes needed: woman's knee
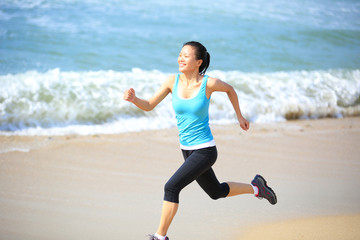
[207,191,224,200]
[164,180,180,203]
[207,183,230,200]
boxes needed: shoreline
[1,117,360,240]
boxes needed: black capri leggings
[164,146,230,203]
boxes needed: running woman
[123,41,277,240]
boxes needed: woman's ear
[197,59,203,67]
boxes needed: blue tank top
[172,74,214,147]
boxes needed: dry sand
[239,214,360,240]
[0,117,359,240]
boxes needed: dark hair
[183,41,210,75]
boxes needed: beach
[1,117,359,240]
[2,0,360,239]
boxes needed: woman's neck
[181,71,201,85]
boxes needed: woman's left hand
[239,116,250,131]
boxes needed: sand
[0,117,360,240]
[239,214,360,240]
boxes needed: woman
[123,41,277,240]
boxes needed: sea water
[1,0,359,135]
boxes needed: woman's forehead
[180,45,195,54]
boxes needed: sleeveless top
[172,74,215,150]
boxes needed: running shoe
[148,234,169,240]
[251,174,277,205]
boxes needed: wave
[0,68,359,135]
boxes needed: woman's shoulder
[161,74,176,91]
[205,76,233,93]
[205,76,222,87]
[165,74,176,84]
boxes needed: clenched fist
[123,88,136,103]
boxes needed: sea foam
[0,68,359,136]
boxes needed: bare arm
[123,75,174,111]
[207,77,250,131]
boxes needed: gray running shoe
[148,234,169,240]
[251,174,277,205]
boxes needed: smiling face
[177,45,203,74]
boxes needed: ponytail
[183,41,210,75]
[199,51,210,75]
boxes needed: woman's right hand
[123,88,136,103]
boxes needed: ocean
[1,0,360,135]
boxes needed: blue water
[1,0,360,135]
[2,0,360,73]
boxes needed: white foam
[0,68,359,136]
